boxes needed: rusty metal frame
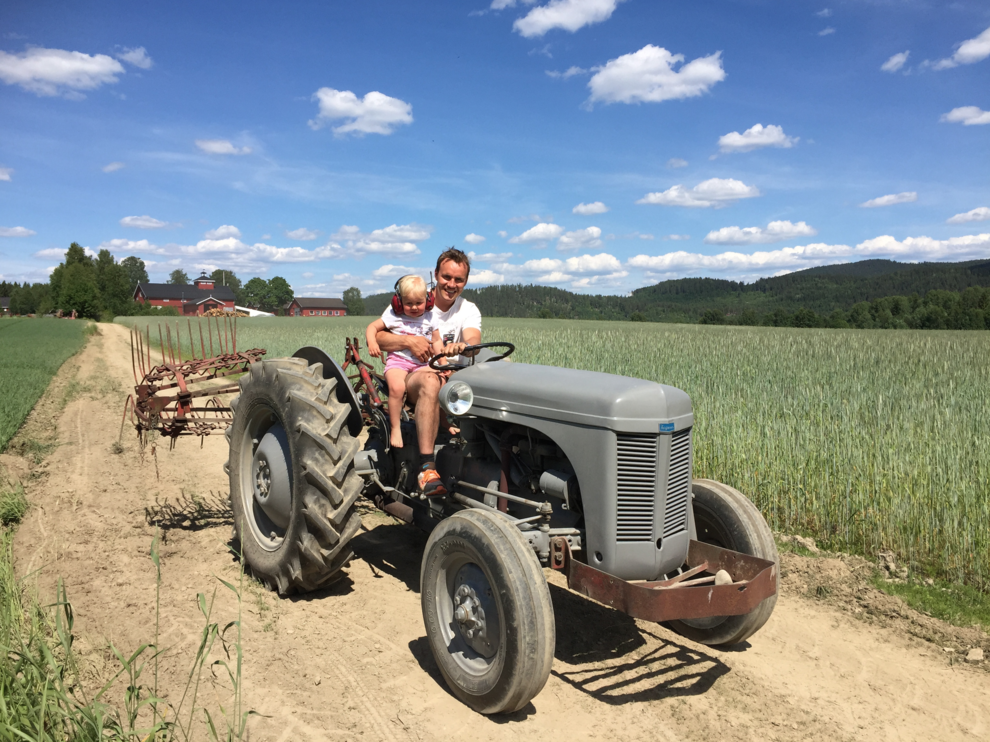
[342,337,386,423]
[550,537,777,622]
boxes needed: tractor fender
[292,346,364,438]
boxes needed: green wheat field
[116,315,990,590]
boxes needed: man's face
[435,259,469,308]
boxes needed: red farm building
[285,297,348,317]
[133,273,237,316]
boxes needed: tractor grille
[662,429,692,539]
[615,435,657,542]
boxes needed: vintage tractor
[224,341,778,714]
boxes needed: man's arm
[376,329,433,362]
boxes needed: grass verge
[871,575,990,632]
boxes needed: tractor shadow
[548,583,730,706]
[348,509,427,593]
[144,490,233,540]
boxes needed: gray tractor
[226,341,778,714]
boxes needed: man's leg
[405,370,445,496]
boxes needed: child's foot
[390,430,404,448]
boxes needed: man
[375,248,481,496]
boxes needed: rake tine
[188,319,196,360]
[158,325,166,366]
[146,325,151,372]
[199,322,206,359]
[224,315,229,354]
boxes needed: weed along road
[8,323,990,741]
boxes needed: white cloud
[666,158,688,169]
[718,123,798,153]
[470,269,505,286]
[704,220,817,245]
[325,223,432,258]
[639,233,654,240]
[195,139,252,155]
[546,66,588,79]
[371,264,418,279]
[470,251,513,261]
[308,87,413,136]
[465,233,486,244]
[514,0,625,38]
[102,161,125,173]
[816,8,832,18]
[940,106,990,126]
[507,213,549,224]
[509,222,565,245]
[286,227,318,240]
[664,234,690,241]
[116,47,152,69]
[587,45,725,106]
[490,0,538,9]
[301,272,314,279]
[205,225,241,239]
[557,226,602,251]
[947,207,990,224]
[120,215,168,229]
[933,25,990,70]
[0,47,125,98]
[0,226,36,237]
[860,191,917,208]
[881,51,909,73]
[819,27,836,37]
[637,178,760,208]
[497,230,509,238]
[572,201,608,215]
[0,167,11,181]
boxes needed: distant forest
[364,259,990,330]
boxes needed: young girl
[365,275,443,449]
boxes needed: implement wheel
[226,357,362,594]
[668,479,779,646]
[421,509,555,714]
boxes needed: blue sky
[1,0,989,298]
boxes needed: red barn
[286,297,348,317]
[133,274,237,315]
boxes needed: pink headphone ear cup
[391,294,404,315]
[425,291,435,311]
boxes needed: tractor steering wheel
[428,342,515,372]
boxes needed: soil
[6,323,989,741]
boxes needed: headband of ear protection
[391,275,435,315]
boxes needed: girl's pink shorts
[384,353,429,374]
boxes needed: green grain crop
[116,316,990,589]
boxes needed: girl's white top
[381,306,438,363]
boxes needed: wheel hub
[249,422,293,544]
[450,564,499,658]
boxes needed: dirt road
[7,324,989,741]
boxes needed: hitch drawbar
[549,538,777,622]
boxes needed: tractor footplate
[549,538,777,622]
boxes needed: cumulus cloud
[513,0,625,38]
[195,139,252,155]
[308,87,413,136]
[120,215,168,229]
[947,207,990,224]
[664,234,690,241]
[572,201,608,215]
[666,158,688,169]
[470,269,506,286]
[116,47,153,69]
[816,9,832,18]
[819,27,836,37]
[704,220,817,245]
[881,51,909,73]
[557,226,602,251]
[940,106,990,126]
[546,66,588,79]
[464,233,486,244]
[0,167,11,181]
[718,123,798,153]
[0,47,125,98]
[371,264,418,279]
[470,251,513,262]
[325,223,432,258]
[490,0,538,9]
[286,227,318,240]
[497,230,509,238]
[205,225,242,239]
[509,222,565,245]
[0,226,36,237]
[637,178,760,208]
[587,45,725,106]
[487,252,627,289]
[860,191,917,208]
[933,25,990,70]
[102,161,125,173]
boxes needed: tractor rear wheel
[421,509,555,714]
[667,478,778,646]
[226,357,362,594]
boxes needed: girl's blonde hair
[397,274,427,299]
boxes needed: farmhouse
[133,273,237,316]
[285,297,348,317]
[0,297,9,316]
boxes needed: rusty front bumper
[549,538,777,622]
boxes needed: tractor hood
[453,361,693,434]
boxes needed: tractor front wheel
[226,357,363,594]
[421,509,555,714]
[667,479,779,646]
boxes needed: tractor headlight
[439,381,474,416]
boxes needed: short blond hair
[397,274,427,299]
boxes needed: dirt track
[6,324,989,741]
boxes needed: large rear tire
[226,357,362,594]
[421,509,555,714]
[667,479,778,646]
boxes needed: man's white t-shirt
[381,306,438,363]
[433,296,482,365]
